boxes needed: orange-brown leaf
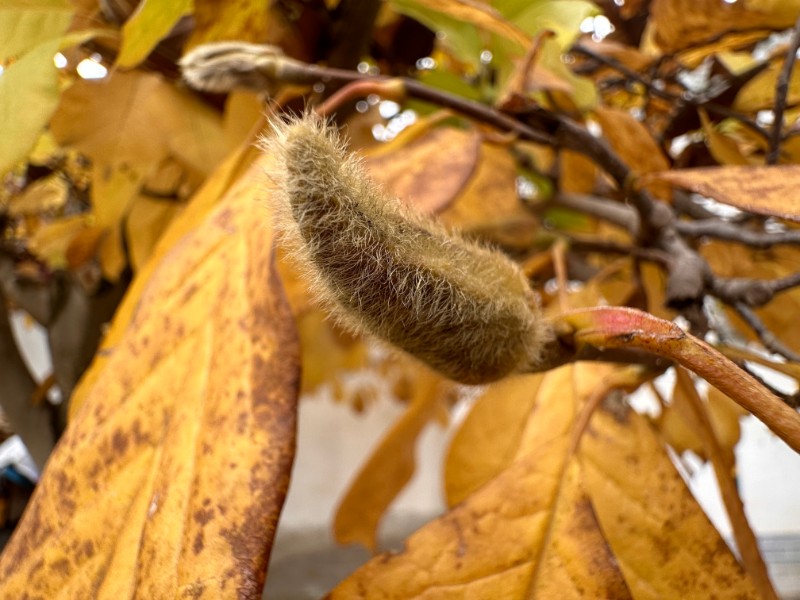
[645,0,799,53]
[365,126,480,216]
[642,165,800,222]
[593,106,671,199]
[334,369,446,550]
[581,407,759,599]
[331,363,758,598]
[0,167,301,598]
[444,373,545,506]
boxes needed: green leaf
[391,0,482,68]
[118,0,193,69]
[0,0,73,62]
[511,0,598,50]
[389,0,529,69]
[0,38,62,175]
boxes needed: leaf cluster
[1,0,800,598]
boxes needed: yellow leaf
[0,0,73,62]
[659,400,706,459]
[735,58,800,113]
[333,364,626,597]
[580,409,760,599]
[65,224,105,270]
[528,457,632,599]
[0,164,300,597]
[92,161,148,229]
[50,71,225,176]
[560,149,597,195]
[186,0,274,49]
[440,139,538,247]
[707,386,747,458]
[223,90,265,151]
[699,109,752,166]
[444,373,545,506]
[642,165,800,222]
[593,106,671,198]
[669,368,775,599]
[117,0,193,68]
[332,355,759,597]
[98,225,128,281]
[68,138,261,418]
[334,369,446,551]
[124,194,182,272]
[0,38,62,175]
[296,309,367,395]
[703,243,800,355]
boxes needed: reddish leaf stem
[557,306,800,453]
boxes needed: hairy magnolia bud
[264,115,550,384]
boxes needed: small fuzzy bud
[263,115,550,384]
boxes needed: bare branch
[554,192,640,234]
[733,302,800,362]
[675,218,800,247]
[767,16,800,164]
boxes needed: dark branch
[675,219,800,247]
[733,302,800,362]
[767,16,800,164]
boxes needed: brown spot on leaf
[111,429,129,455]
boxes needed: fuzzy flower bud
[263,114,550,384]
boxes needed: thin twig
[572,42,676,102]
[767,16,800,164]
[733,302,800,362]
[768,271,800,294]
[566,237,672,265]
[675,219,800,247]
[554,192,640,233]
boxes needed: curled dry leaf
[0,163,301,598]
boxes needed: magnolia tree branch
[767,15,800,165]
[675,218,800,247]
[733,303,800,362]
[179,41,800,360]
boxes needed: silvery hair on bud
[262,114,551,384]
